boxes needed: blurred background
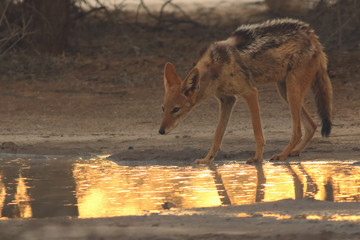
[0,0,359,88]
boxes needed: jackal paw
[246,158,262,164]
[289,150,301,157]
[194,158,211,164]
[270,153,288,161]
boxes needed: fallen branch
[73,6,106,20]
[136,0,199,29]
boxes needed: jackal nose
[159,128,165,135]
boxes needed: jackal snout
[158,128,165,135]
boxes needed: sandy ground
[1,199,360,239]
[0,56,359,161]
[1,3,360,238]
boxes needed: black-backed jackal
[159,18,333,164]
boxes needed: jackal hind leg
[271,80,304,161]
[289,107,317,156]
[195,95,236,164]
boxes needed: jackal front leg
[195,95,236,164]
[243,88,265,164]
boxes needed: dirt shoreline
[1,199,360,240]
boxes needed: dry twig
[136,0,199,29]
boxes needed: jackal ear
[164,62,181,89]
[182,67,200,98]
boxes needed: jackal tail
[313,55,333,137]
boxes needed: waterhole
[0,157,359,219]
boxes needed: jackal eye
[172,107,180,113]
[161,106,164,112]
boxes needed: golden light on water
[329,214,360,221]
[217,164,257,205]
[235,213,360,221]
[0,178,5,215]
[1,160,360,219]
[72,160,360,218]
[236,212,293,220]
[0,174,32,219]
[73,160,222,217]
[262,213,292,220]
[306,215,325,220]
[15,175,32,218]
[301,162,360,202]
[262,164,295,202]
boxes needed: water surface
[0,157,359,219]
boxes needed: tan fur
[159,18,333,164]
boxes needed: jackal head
[159,62,200,135]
